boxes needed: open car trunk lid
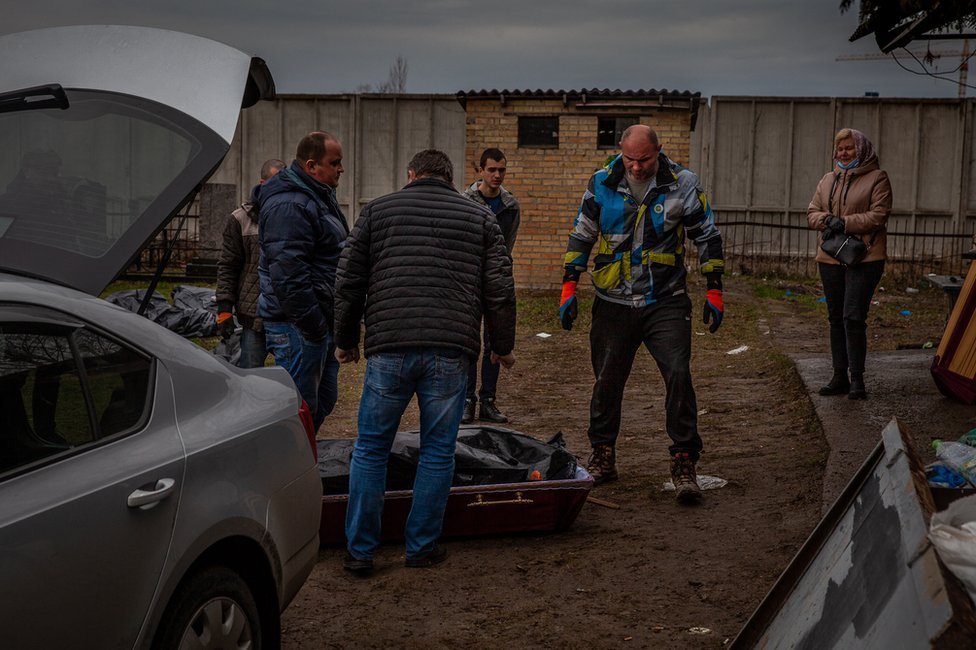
[0,25,274,295]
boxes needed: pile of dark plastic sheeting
[318,428,578,495]
[171,285,218,314]
[103,286,217,338]
[211,332,241,366]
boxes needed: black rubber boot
[848,373,867,400]
[818,369,850,396]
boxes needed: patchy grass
[517,289,593,334]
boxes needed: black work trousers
[819,260,885,375]
[587,294,702,460]
[466,318,500,400]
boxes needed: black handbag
[819,173,869,266]
[821,229,867,266]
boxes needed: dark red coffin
[317,427,593,545]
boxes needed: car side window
[74,329,152,436]
[0,320,153,476]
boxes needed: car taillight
[298,400,317,462]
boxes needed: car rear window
[0,91,199,258]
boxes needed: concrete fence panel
[699,97,976,278]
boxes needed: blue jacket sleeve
[263,198,328,340]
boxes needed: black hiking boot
[479,397,508,423]
[670,453,702,504]
[586,444,618,485]
[848,374,867,400]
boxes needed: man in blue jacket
[256,131,349,430]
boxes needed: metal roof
[457,88,700,103]
[456,89,703,130]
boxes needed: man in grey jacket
[462,147,520,424]
[216,158,284,368]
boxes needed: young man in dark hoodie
[216,158,285,368]
[462,148,521,424]
[256,132,349,430]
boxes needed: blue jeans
[264,321,338,430]
[345,348,469,560]
[238,326,268,369]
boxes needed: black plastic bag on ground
[212,331,241,366]
[104,289,169,320]
[171,285,218,314]
[104,287,217,338]
[317,427,578,496]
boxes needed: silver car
[0,25,321,649]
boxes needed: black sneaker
[343,553,374,575]
[405,544,448,568]
[670,453,702,504]
[461,398,476,424]
[586,444,618,485]
[478,397,508,423]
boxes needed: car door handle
[127,478,177,510]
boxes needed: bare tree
[376,56,408,94]
[355,56,408,94]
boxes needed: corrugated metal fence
[691,97,976,279]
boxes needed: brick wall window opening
[518,116,559,148]
[597,116,639,148]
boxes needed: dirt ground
[279,273,955,649]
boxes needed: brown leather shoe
[670,452,702,504]
[586,444,618,485]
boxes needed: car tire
[153,565,264,650]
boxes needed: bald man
[560,124,725,503]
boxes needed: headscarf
[834,129,877,170]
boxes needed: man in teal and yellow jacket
[559,124,724,503]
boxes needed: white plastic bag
[929,493,976,603]
[663,475,728,492]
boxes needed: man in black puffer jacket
[256,132,349,431]
[334,149,516,573]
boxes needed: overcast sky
[3,1,971,98]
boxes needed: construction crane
[836,39,971,97]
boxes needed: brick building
[456,89,702,290]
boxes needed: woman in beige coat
[807,128,892,399]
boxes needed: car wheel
[154,566,263,650]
